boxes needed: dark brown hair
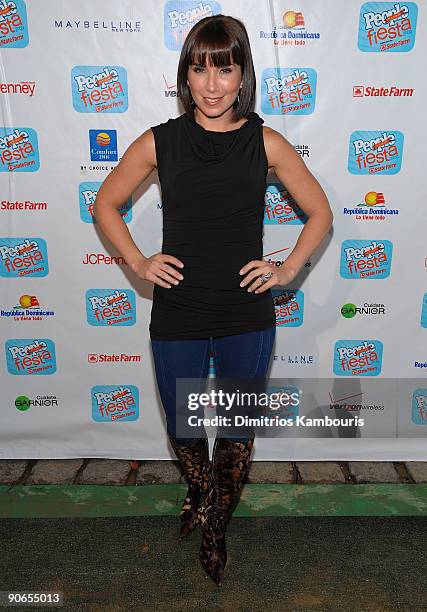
[176,14,256,121]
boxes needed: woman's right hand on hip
[132,252,184,288]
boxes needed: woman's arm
[93,129,185,287]
[263,126,334,279]
[93,129,157,272]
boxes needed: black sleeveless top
[149,110,276,340]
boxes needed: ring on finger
[258,271,273,286]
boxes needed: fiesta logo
[5,338,57,375]
[89,129,117,161]
[86,289,136,326]
[79,181,132,223]
[91,385,139,422]
[333,340,383,376]
[164,1,220,50]
[340,239,393,279]
[0,237,48,277]
[264,184,307,225]
[261,67,317,115]
[420,293,427,327]
[358,2,418,52]
[0,0,29,48]
[412,389,427,424]
[348,130,404,174]
[0,127,39,172]
[71,65,128,113]
[272,289,304,327]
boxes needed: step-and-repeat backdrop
[1,1,426,459]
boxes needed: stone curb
[0,460,426,485]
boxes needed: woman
[94,14,333,586]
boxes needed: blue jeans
[150,326,276,444]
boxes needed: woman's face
[186,57,243,117]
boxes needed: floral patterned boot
[198,436,255,586]
[167,432,212,539]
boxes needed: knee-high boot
[167,431,212,539]
[198,435,255,586]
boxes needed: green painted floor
[1,483,426,518]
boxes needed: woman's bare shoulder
[262,125,296,171]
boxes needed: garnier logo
[341,303,386,318]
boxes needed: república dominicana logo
[358,2,418,52]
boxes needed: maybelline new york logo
[358,2,418,52]
[0,127,39,172]
[5,338,57,375]
[92,385,139,422]
[333,340,383,376]
[264,184,307,225]
[79,182,132,223]
[0,238,48,277]
[261,68,316,115]
[72,66,128,113]
[272,289,304,327]
[86,289,136,326]
[340,240,393,279]
[348,130,404,174]
[0,0,28,47]
[164,1,220,50]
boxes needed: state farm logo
[353,85,414,97]
[88,352,142,364]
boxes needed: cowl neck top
[148,109,275,340]
[181,111,264,161]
